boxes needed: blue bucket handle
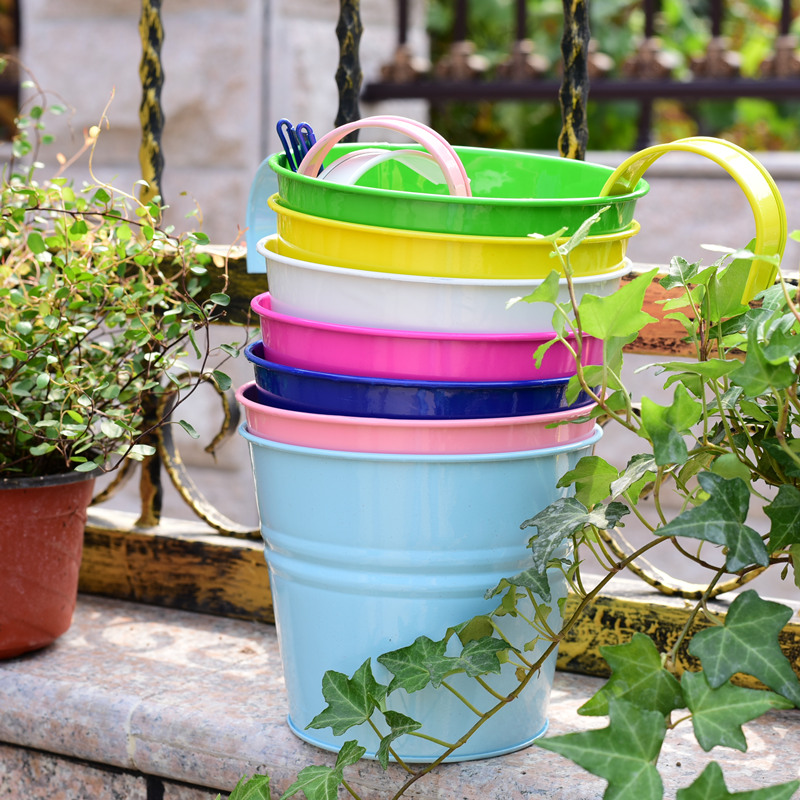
[245,156,278,274]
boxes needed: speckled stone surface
[0,595,799,799]
[0,743,225,798]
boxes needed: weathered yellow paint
[80,509,273,623]
[558,582,800,685]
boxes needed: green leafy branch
[224,214,800,799]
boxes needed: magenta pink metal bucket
[251,293,602,382]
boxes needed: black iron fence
[362,0,800,149]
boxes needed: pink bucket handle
[296,115,472,198]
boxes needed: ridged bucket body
[241,424,601,762]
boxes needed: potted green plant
[218,217,800,799]
[0,73,232,659]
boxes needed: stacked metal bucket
[237,117,646,762]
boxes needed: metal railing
[361,0,800,149]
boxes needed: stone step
[1,595,798,799]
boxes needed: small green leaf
[731,325,796,397]
[510,498,629,600]
[609,454,657,501]
[376,711,422,769]
[658,473,768,573]
[307,660,387,735]
[577,268,659,340]
[212,370,232,391]
[378,636,455,693]
[689,590,800,706]
[538,697,665,800]
[100,420,124,439]
[557,205,610,253]
[280,741,365,800]
[654,358,740,382]
[226,773,271,800]
[177,419,200,439]
[557,456,619,508]
[676,761,798,800]
[517,270,561,305]
[210,292,230,307]
[219,342,241,357]
[765,485,800,553]
[457,636,509,677]
[639,383,702,466]
[579,633,683,717]
[711,453,752,483]
[27,231,46,254]
[682,671,793,752]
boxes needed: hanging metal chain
[558,0,590,160]
[335,0,363,135]
[138,0,165,203]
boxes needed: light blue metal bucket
[241,423,602,762]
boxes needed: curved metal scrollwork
[156,374,260,540]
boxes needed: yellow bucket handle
[600,137,787,303]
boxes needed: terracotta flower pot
[0,471,95,659]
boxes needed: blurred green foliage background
[427,0,800,151]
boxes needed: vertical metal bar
[138,0,164,205]
[454,0,468,41]
[643,0,658,38]
[135,0,164,528]
[335,0,363,134]
[134,394,163,529]
[558,0,590,159]
[635,99,654,150]
[640,0,660,150]
[398,0,409,46]
[710,0,723,38]
[515,0,527,41]
[780,0,792,36]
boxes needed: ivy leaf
[658,473,768,572]
[675,761,799,800]
[731,325,796,397]
[377,636,456,693]
[520,496,589,540]
[537,697,665,800]
[517,269,561,305]
[705,251,752,323]
[577,268,659,340]
[376,710,422,769]
[688,590,800,707]
[610,454,657,502]
[557,455,620,508]
[765,484,800,553]
[513,498,628,601]
[654,359,740,382]
[487,570,552,604]
[682,671,793,752]
[306,660,388,735]
[280,740,365,800]
[457,636,509,677]
[220,774,270,800]
[521,497,629,559]
[659,256,704,290]
[639,383,702,466]
[579,633,683,717]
